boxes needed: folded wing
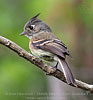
[32,39,76,86]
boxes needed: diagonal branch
[0,35,93,93]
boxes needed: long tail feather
[58,57,77,86]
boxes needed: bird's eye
[29,25,35,30]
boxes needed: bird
[20,13,77,86]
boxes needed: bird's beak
[20,31,27,36]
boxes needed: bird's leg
[39,55,58,75]
[54,62,58,69]
[39,56,43,61]
[46,62,58,75]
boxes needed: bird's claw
[45,66,57,75]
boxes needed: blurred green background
[0,0,93,100]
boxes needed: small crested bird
[20,13,76,86]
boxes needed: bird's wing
[32,39,71,59]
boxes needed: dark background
[0,0,93,100]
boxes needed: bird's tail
[58,57,77,86]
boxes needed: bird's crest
[30,13,40,23]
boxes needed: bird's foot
[45,67,57,75]
[45,62,58,75]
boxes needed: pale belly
[31,49,58,66]
[31,48,52,57]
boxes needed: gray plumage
[20,14,77,86]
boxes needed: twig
[0,35,93,93]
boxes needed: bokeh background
[0,0,93,100]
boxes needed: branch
[0,35,93,93]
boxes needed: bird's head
[20,13,52,39]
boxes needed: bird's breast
[29,39,52,57]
